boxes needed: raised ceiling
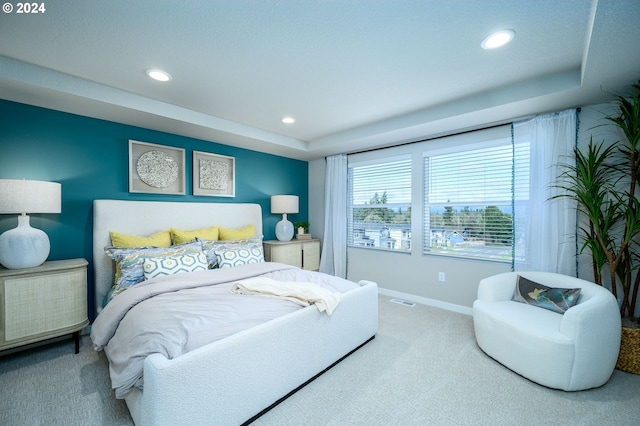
[1,0,639,160]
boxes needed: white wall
[308,159,326,241]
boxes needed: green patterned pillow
[143,252,208,280]
[512,275,581,314]
[215,246,264,268]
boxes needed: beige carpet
[1,296,638,425]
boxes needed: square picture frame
[193,151,235,197]
[129,140,185,195]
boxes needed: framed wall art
[129,140,185,195]
[193,151,235,197]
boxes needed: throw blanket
[231,277,340,315]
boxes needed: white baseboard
[378,288,473,316]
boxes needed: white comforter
[91,262,359,398]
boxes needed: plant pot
[616,317,640,375]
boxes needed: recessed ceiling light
[481,29,515,49]
[146,69,172,82]
[282,117,296,124]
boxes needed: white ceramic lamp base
[275,213,294,241]
[0,215,50,269]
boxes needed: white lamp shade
[271,195,299,214]
[0,179,61,214]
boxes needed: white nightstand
[263,239,320,271]
[0,258,89,354]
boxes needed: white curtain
[513,109,577,275]
[319,154,348,277]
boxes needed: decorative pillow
[199,235,263,268]
[105,241,203,298]
[512,275,581,314]
[215,247,264,268]
[218,224,256,240]
[143,252,208,280]
[110,230,172,248]
[107,229,172,286]
[170,226,219,244]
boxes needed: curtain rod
[341,114,539,158]
[344,107,583,158]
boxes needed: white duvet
[90,262,359,398]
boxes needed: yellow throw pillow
[171,226,219,244]
[218,224,256,240]
[110,230,172,248]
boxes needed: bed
[90,199,378,425]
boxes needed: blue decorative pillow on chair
[512,275,581,314]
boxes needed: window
[345,124,528,263]
[347,156,411,252]
[423,138,529,263]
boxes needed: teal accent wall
[0,100,308,317]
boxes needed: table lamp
[0,179,61,269]
[271,195,299,241]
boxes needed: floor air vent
[390,298,416,307]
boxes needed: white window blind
[348,156,411,252]
[424,138,527,262]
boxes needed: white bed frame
[93,199,378,425]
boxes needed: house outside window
[347,156,411,252]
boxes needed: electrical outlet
[438,272,445,282]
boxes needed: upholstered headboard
[93,199,263,314]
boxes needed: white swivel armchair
[473,271,621,391]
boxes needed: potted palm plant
[555,82,640,374]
